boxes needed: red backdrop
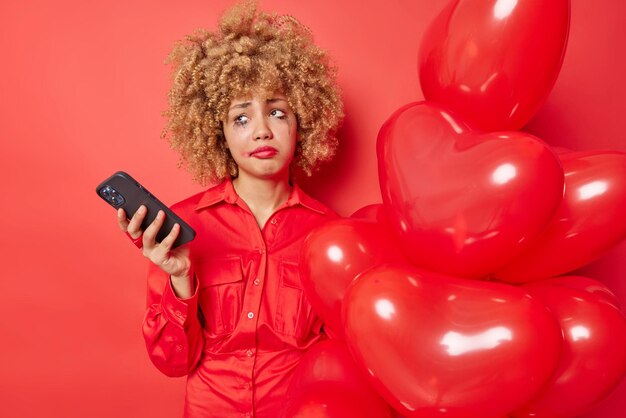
[0,0,624,416]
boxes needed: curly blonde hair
[162,0,344,185]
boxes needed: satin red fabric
[141,179,336,418]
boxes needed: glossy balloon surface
[533,276,622,310]
[419,0,570,131]
[496,151,626,282]
[513,276,626,418]
[377,102,564,279]
[301,218,406,337]
[343,265,563,418]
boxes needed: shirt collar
[194,178,237,210]
[194,177,328,215]
[286,183,328,215]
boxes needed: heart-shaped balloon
[495,151,626,282]
[512,276,626,418]
[285,339,392,418]
[419,0,570,131]
[301,218,406,338]
[343,264,563,418]
[377,102,564,279]
[533,275,621,310]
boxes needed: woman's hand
[117,206,193,298]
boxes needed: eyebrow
[228,98,288,112]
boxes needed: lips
[249,146,278,158]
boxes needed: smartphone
[96,171,196,248]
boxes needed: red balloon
[419,0,570,131]
[351,203,386,222]
[512,276,626,418]
[496,151,626,282]
[377,102,564,279]
[301,218,406,338]
[534,276,622,310]
[551,146,574,155]
[343,264,562,418]
[285,340,392,417]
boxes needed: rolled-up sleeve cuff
[161,271,199,329]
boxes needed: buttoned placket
[236,204,287,415]
[226,192,294,416]
[238,206,285,343]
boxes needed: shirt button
[175,310,183,317]
[247,312,254,319]
[253,278,260,286]
[270,218,278,225]
[246,349,254,357]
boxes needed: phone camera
[99,185,125,207]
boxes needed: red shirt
[142,179,337,418]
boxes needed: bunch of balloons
[285,1,626,417]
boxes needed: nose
[253,118,273,141]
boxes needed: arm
[142,264,204,377]
[118,206,204,376]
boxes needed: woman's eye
[270,109,286,119]
[234,115,249,125]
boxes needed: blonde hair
[162,0,344,184]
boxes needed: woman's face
[223,92,298,181]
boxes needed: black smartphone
[96,171,196,248]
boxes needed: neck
[232,172,292,217]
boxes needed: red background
[1,0,624,416]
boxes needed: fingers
[142,213,187,276]
[126,205,147,239]
[143,212,181,252]
[156,225,180,269]
[117,208,129,232]
[119,206,189,275]
[159,223,181,252]
[142,209,165,249]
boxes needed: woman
[116,1,343,417]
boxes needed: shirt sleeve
[142,262,204,377]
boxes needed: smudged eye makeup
[234,114,249,126]
[233,108,288,127]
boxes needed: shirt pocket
[196,256,245,337]
[274,260,316,340]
